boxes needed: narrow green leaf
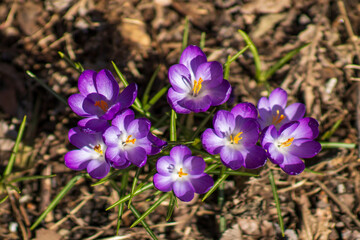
[304,168,324,175]
[208,170,258,177]
[224,56,231,80]
[142,65,161,106]
[238,30,262,81]
[91,168,133,186]
[30,174,83,230]
[4,115,27,177]
[320,118,342,141]
[26,71,68,105]
[0,195,9,204]
[263,43,310,81]
[269,169,285,237]
[111,61,142,109]
[202,173,229,201]
[200,32,206,50]
[143,85,169,111]
[58,51,83,73]
[319,142,356,149]
[191,107,216,140]
[10,174,56,183]
[166,192,177,221]
[181,17,189,52]
[129,204,158,240]
[170,110,177,142]
[218,166,226,233]
[130,192,171,228]
[107,183,154,210]
[128,168,142,208]
[7,183,21,193]
[224,45,250,66]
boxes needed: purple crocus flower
[167,45,231,113]
[201,103,267,170]
[153,145,214,202]
[103,109,166,168]
[257,88,305,130]
[68,69,137,132]
[260,117,322,175]
[64,127,111,179]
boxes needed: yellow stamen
[93,144,103,155]
[125,135,136,144]
[192,77,203,96]
[230,132,243,144]
[177,168,188,178]
[272,110,285,125]
[280,137,294,148]
[94,100,109,112]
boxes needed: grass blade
[27,71,68,105]
[0,195,9,204]
[143,85,169,111]
[129,204,158,240]
[191,107,216,140]
[200,32,206,49]
[269,169,285,237]
[202,173,229,201]
[128,168,142,208]
[4,115,27,177]
[208,170,258,176]
[142,65,161,106]
[320,118,342,141]
[181,17,189,52]
[10,174,56,183]
[30,174,84,230]
[166,192,177,221]
[319,142,356,149]
[130,192,171,228]
[58,51,83,73]
[170,110,177,141]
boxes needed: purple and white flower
[201,103,267,170]
[153,145,214,202]
[103,109,166,169]
[257,88,305,130]
[64,127,110,179]
[167,45,231,113]
[68,69,137,132]
[260,117,321,175]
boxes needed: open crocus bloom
[153,145,214,202]
[257,88,305,130]
[167,45,231,113]
[201,103,267,170]
[261,117,322,175]
[103,109,166,169]
[64,127,111,179]
[68,69,137,132]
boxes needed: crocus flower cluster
[65,69,166,179]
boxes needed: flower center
[94,100,109,112]
[192,77,203,96]
[125,135,136,145]
[279,137,294,148]
[230,132,243,144]
[93,144,104,155]
[177,168,188,178]
[272,110,285,125]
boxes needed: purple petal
[201,128,225,154]
[267,143,285,165]
[87,159,110,179]
[242,145,267,169]
[190,174,214,194]
[153,174,173,192]
[156,156,175,176]
[257,96,270,111]
[103,126,122,146]
[117,83,138,110]
[183,156,205,175]
[279,121,300,139]
[68,127,99,149]
[111,109,135,133]
[64,150,92,170]
[125,146,147,167]
[68,94,91,117]
[148,133,167,149]
[168,64,192,93]
[195,61,223,88]
[101,102,122,120]
[82,93,108,117]
[105,146,121,161]
[260,125,278,148]
[288,139,321,158]
[220,147,244,170]
[173,180,195,202]
[95,69,119,102]
[279,155,305,175]
[213,110,235,138]
[234,117,259,146]
[285,103,305,121]
[292,117,320,139]
[269,88,287,109]
[77,117,110,133]
[179,45,207,80]
[170,145,192,166]
[205,80,232,106]
[180,95,212,113]
[231,102,258,119]
[167,88,192,114]
[126,118,150,139]
[112,159,131,169]
[78,70,97,96]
